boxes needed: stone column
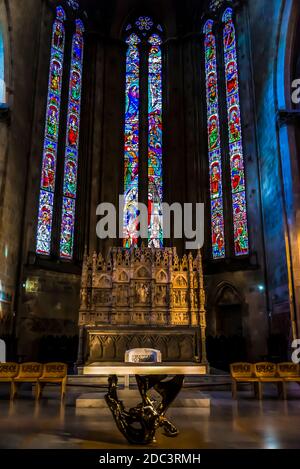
[198,249,208,364]
[188,252,195,326]
[77,249,89,367]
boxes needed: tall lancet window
[36,5,84,260]
[204,20,225,259]
[123,17,163,248]
[203,4,249,259]
[36,6,66,256]
[223,7,249,256]
[123,33,140,248]
[148,34,163,248]
[60,19,85,259]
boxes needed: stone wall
[17,268,80,362]
[0,0,42,340]
[247,0,294,343]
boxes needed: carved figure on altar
[173,290,181,306]
[136,282,150,304]
[155,285,167,305]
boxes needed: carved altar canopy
[77,247,207,364]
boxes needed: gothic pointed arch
[214,281,244,307]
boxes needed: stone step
[68,374,231,387]
[76,389,211,409]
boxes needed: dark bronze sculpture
[105,374,185,445]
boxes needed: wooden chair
[36,363,68,401]
[11,362,43,400]
[254,362,284,399]
[277,362,300,399]
[0,363,19,399]
[230,362,259,399]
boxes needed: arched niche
[206,282,247,371]
[135,266,151,279]
[156,269,167,283]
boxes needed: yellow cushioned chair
[0,363,19,400]
[230,362,259,399]
[277,362,300,399]
[254,362,284,399]
[36,362,68,401]
[11,362,43,400]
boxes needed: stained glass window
[223,8,249,256]
[123,33,140,247]
[36,6,66,256]
[60,19,84,259]
[148,34,163,248]
[123,22,163,248]
[204,20,225,259]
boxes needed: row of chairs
[0,362,67,400]
[230,362,300,400]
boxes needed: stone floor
[0,384,300,449]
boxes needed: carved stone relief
[79,247,207,364]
